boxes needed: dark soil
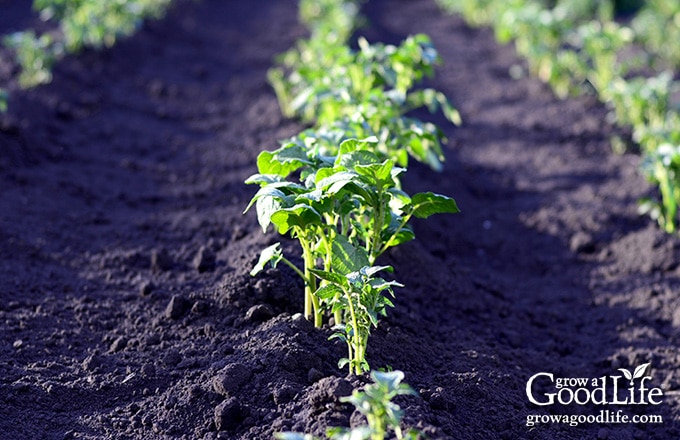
[1,0,679,439]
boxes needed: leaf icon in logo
[633,363,650,380]
[618,368,633,381]
[618,363,650,386]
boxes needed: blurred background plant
[2,0,173,93]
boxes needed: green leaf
[290,86,317,115]
[388,188,411,207]
[368,278,403,292]
[384,226,415,248]
[316,171,359,194]
[268,180,309,193]
[270,204,322,234]
[338,136,379,155]
[331,234,369,275]
[408,134,443,172]
[354,160,393,184]
[250,243,282,276]
[313,166,336,183]
[367,309,380,327]
[310,268,347,286]
[244,186,290,214]
[256,196,284,233]
[295,188,324,203]
[439,92,462,125]
[244,173,285,186]
[371,370,405,393]
[336,150,381,169]
[360,265,393,278]
[244,186,293,232]
[328,426,373,440]
[383,213,415,249]
[316,169,374,202]
[345,270,363,287]
[0,88,7,113]
[337,357,351,369]
[314,283,344,300]
[411,192,460,218]
[257,144,310,177]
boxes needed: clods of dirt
[1,0,679,438]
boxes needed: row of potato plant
[632,0,680,70]
[438,0,680,233]
[2,0,173,91]
[246,0,460,375]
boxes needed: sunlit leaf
[250,243,282,276]
[411,192,460,218]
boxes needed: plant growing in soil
[640,143,680,233]
[438,0,680,235]
[270,33,461,171]
[33,0,172,52]
[276,370,423,440]
[4,0,173,89]
[3,31,59,88]
[246,137,459,329]
[314,265,402,375]
[298,0,362,45]
[632,0,680,69]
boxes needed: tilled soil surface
[1,0,679,439]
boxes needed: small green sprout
[276,370,423,440]
[314,266,401,375]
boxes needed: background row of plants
[439,0,680,233]
[0,0,174,110]
[246,0,462,438]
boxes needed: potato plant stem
[279,257,308,284]
[279,254,322,326]
[345,288,363,375]
[321,227,344,325]
[300,238,322,327]
[368,413,385,440]
[333,300,343,326]
[656,162,677,233]
[377,212,413,257]
[369,185,384,264]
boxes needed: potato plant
[3,31,59,88]
[269,9,461,171]
[314,265,402,374]
[298,0,362,45]
[632,0,680,70]
[245,138,458,349]
[276,370,423,440]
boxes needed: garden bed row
[438,0,680,233]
